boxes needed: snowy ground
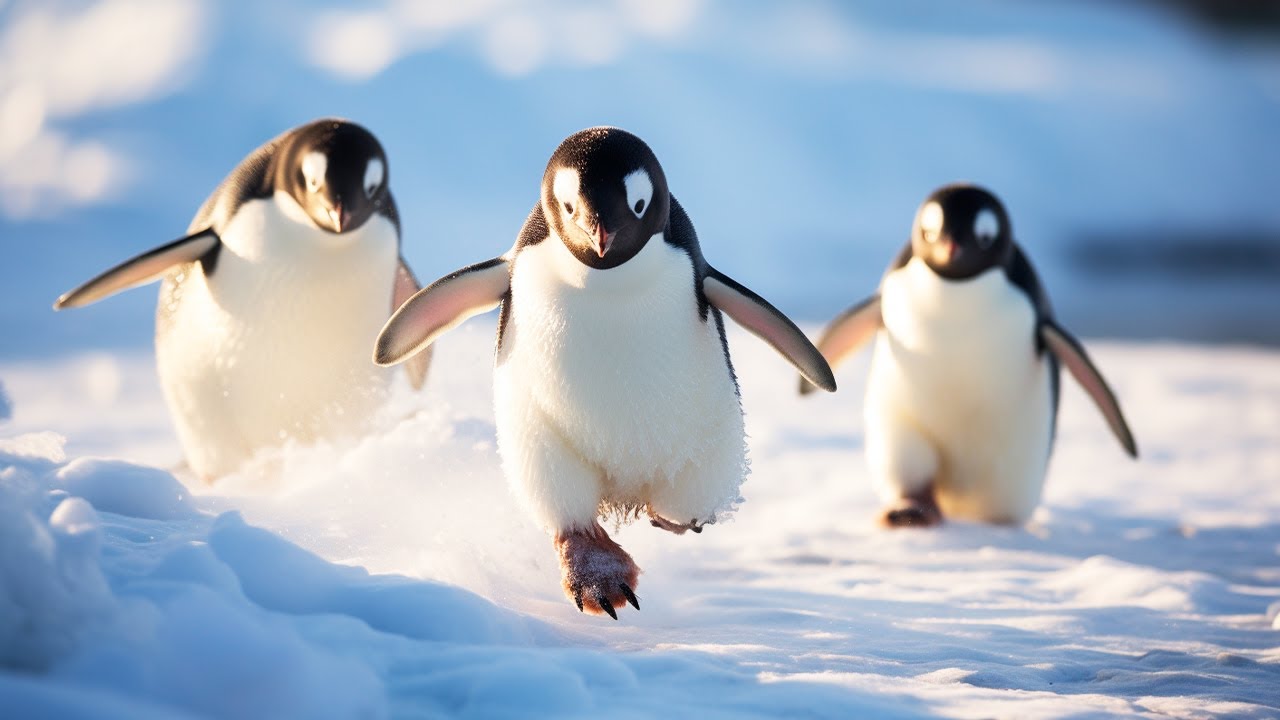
[3,323,1278,719]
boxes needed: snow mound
[0,447,113,673]
[54,457,193,521]
[0,437,546,719]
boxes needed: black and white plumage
[55,119,428,481]
[805,184,1136,527]
[376,127,834,617]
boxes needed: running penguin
[802,183,1136,527]
[55,119,429,481]
[376,127,836,618]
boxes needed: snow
[2,324,1279,718]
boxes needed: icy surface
[1,325,1278,718]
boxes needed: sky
[2,0,1279,358]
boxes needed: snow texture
[1,325,1278,719]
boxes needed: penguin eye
[552,168,580,217]
[624,169,652,219]
[973,208,999,249]
[301,152,327,194]
[364,158,384,198]
[918,201,943,244]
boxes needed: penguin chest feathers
[173,191,399,366]
[497,234,743,481]
[877,258,1048,432]
[157,192,399,458]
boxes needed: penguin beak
[939,238,960,263]
[328,203,350,233]
[591,221,613,258]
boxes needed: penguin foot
[647,508,711,535]
[555,523,641,619]
[879,490,942,529]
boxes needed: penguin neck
[882,256,1033,352]
[542,230,667,294]
[214,192,391,269]
[254,190,363,254]
[901,257,1006,309]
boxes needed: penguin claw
[555,524,641,619]
[596,594,618,620]
[879,490,943,529]
[647,512,711,536]
[620,583,640,610]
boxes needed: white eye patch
[364,158,384,197]
[624,169,652,218]
[553,168,581,212]
[301,151,327,192]
[918,201,943,242]
[973,208,999,241]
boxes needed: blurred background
[2,0,1278,360]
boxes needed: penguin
[54,119,430,482]
[375,127,835,618]
[802,183,1136,527]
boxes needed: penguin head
[276,120,390,235]
[541,127,670,269]
[911,184,1013,280]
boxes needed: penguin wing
[393,257,431,389]
[54,125,287,312]
[1039,319,1138,458]
[800,295,882,396]
[375,257,510,366]
[53,229,221,310]
[702,267,836,393]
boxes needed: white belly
[156,194,399,480]
[494,235,746,528]
[866,258,1053,522]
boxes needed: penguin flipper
[53,229,220,310]
[393,257,431,390]
[802,295,883,396]
[375,256,510,366]
[702,267,836,393]
[1040,319,1138,458]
